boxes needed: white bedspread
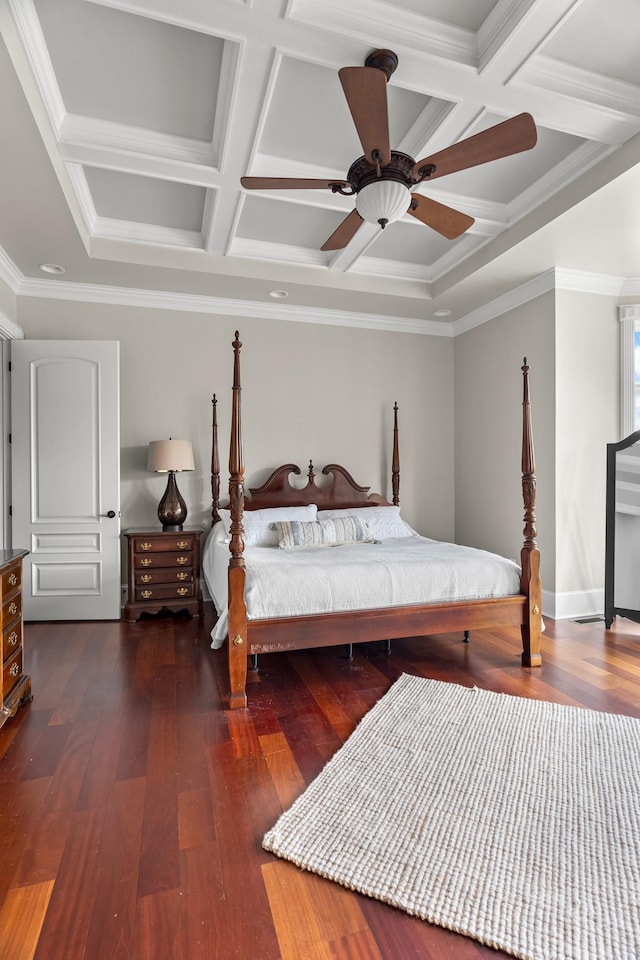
[203,524,521,649]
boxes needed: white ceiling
[1,0,640,330]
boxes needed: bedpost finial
[212,392,217,404]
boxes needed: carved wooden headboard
[245,461,392,511]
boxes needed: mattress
[202,523,521,649]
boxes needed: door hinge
[8,505,11,516]
[7,361,11,372]
[8,433,11,444]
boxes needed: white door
[11,341,121,620]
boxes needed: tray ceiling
[1,0,640,327]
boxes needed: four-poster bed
[205,332,542,710]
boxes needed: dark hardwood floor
[1,607,639,960]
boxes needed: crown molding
[3,238,639,339]
[453,266,638,335]
[17,275,452,337]
[0,246,22,294]
[453,270,557,335]
[0,310,24,340]
[555,268,627,296]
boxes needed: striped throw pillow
[275,516,373,549]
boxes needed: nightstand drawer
[2,622,21,663]
[3,647,23,700]
[2,592,21,628]
[135,583,194,602]
[132,536,195,554]
[134,551,193,570]
[1,562,21,596]
[135,569,193,586]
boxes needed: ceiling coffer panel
[34,0,222,141]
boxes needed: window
[635,326,640,431]
[619,305,640,436]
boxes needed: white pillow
[218,504,318,546]
[316,505,416,540]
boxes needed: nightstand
[123,528,202,621]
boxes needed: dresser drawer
[2,591,21,628]
[132,536,195,554]
[1,561,21,596]
[2,622,21,663]
[134,551,193,570]
[3,646,23,701]
[135,583,194,602]
[135,569,193,586]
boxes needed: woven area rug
[263,674,640,960]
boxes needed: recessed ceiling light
[433,308,452,317]
[269,289,288,299]
[39,263,65,275]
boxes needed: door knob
[100,510,117,518]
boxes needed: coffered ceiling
[1,0,640,329]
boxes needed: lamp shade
[355,180,411,228]
[147,439,194,473]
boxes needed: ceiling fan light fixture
[355,179,411,229]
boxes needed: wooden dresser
[123,528,202,621]
[1,549,31,729]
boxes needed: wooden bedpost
[392,402,400,506]
[211,393,221,525]
[227,332,248,709]
[520,358,542,667]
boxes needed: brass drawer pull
[140,541,153,550]
[176,556,189,565]
[8,602,17,617]
[7,631,18,647]
[176,572,188,581]
[177,540,189,549]
[141,590,153,599]
[8,573,17,586]
[140,574,152,583]
[177,588,189,596]
[9,662,19,677]
[140,558,152,567]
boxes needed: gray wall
[454,292,556,587]
[16,297,455,541]
[454,288,620,615]
[555,290,619,597]
[13,283,624,615]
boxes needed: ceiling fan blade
[338,67,391,167]
[408,194,474,239]
[321,209,364,251]
[412,113,537,182]
[241,177,350,191]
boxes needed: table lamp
[147,439,195,531]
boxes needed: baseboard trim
[542,588,604,621]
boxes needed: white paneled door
[11,341,120,620]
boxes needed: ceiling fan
[241,49,537,252]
